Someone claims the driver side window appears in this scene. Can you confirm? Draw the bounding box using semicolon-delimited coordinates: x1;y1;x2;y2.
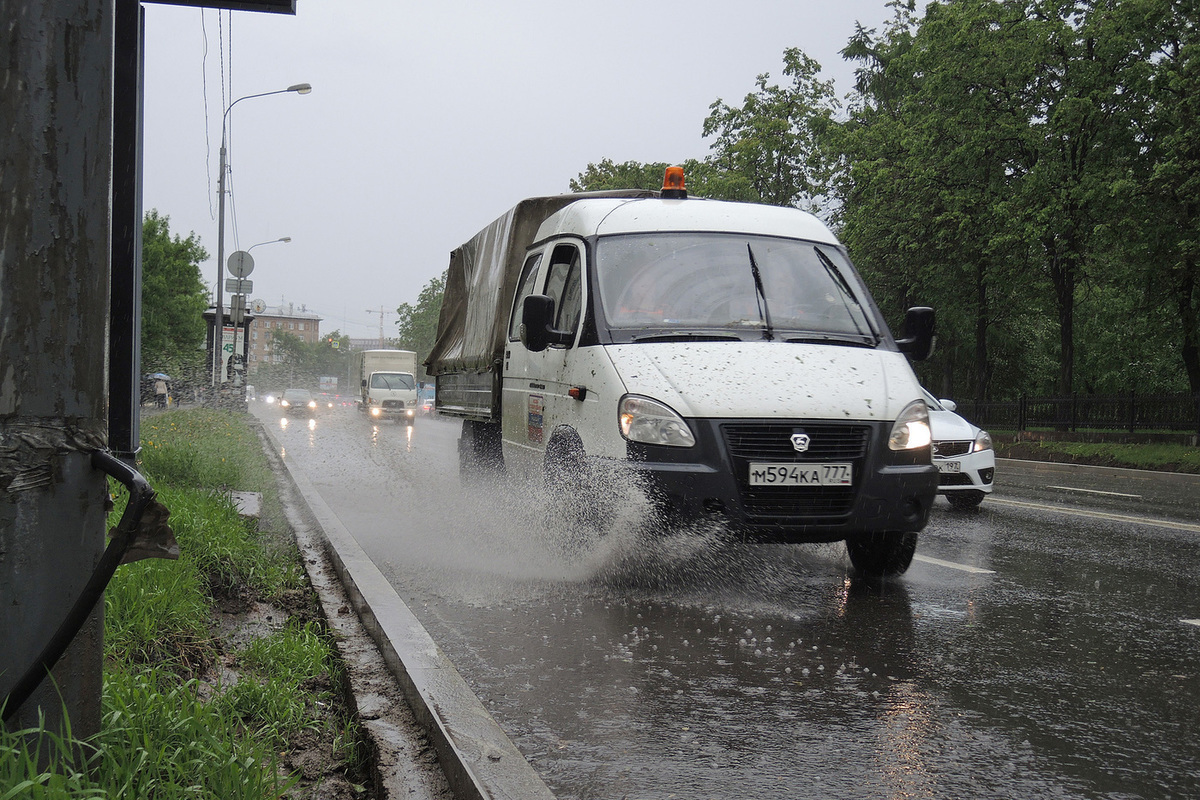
543;244;583;343
508;253;543;341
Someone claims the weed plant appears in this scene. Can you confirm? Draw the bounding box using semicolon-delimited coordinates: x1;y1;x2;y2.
3;409;360;796
216;622;337;749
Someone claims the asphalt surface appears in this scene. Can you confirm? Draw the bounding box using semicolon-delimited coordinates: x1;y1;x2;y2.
260;410;1200;799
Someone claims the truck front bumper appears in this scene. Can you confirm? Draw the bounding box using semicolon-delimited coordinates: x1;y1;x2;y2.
367;405;416;422
625;418;938;543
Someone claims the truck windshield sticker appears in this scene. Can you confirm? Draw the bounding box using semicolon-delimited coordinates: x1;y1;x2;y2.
528;394;544;443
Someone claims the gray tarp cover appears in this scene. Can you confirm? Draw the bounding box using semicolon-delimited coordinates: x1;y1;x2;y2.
425;190;655;376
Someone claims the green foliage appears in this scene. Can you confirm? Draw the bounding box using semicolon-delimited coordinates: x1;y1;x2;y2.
396;272;446;377
569;0;1198;400
252;328;353;391
94;669;295;799
141;211;209;377
703;47;840;212
215;622;336;748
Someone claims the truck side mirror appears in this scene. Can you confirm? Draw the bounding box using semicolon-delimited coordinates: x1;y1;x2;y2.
895;306;935;361
521;294;572;352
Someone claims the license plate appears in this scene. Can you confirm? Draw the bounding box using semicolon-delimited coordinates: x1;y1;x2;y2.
937;461;961;473
748;463;853;486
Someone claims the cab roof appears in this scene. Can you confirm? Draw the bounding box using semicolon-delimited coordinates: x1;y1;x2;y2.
535;196;840;246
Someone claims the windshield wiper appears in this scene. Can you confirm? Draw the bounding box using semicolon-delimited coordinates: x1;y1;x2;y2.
746;243;774;341
811;247;878;343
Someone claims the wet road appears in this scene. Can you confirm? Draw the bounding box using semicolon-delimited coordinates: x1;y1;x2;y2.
258;403;1200;800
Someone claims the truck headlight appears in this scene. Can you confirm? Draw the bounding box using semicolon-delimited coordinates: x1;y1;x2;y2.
888;400;932;451
619;395;695;448
371;407;381;417
974;430;993;452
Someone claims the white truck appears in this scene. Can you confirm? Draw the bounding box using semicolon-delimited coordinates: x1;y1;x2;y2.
355;349;418;424
425;171;939;576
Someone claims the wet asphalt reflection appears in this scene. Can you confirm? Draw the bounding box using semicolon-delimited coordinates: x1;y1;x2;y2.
256;403;1200;799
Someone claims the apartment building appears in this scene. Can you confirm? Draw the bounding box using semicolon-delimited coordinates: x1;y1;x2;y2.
247;302;322;375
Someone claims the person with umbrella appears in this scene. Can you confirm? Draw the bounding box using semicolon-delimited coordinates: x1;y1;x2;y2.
152;373;169;408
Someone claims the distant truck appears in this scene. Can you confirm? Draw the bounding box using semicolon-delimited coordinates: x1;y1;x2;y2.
425;169;938;576
354;349;418;424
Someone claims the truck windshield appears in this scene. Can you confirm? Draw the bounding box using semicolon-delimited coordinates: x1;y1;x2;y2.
370;373;415;390
595;233;879;344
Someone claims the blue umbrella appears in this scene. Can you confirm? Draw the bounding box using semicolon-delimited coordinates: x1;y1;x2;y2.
147;372;171;380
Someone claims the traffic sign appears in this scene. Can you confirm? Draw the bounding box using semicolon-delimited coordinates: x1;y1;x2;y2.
225;278;253;294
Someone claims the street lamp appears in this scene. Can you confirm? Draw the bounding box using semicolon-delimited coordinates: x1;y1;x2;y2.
212;83;311;391
248;236;292;252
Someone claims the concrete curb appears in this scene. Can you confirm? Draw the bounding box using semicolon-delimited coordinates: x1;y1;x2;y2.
258;420;556;800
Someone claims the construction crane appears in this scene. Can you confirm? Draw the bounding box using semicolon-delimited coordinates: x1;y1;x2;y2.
366;306;396;348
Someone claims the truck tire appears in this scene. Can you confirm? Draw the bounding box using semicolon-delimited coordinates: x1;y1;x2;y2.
543;432;610;552
845;531;918;578
946;490;985;510
459;420;503;484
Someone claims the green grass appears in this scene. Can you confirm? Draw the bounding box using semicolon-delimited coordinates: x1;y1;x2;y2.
216;622;338;749
4;408;363;796
994;436;1200;474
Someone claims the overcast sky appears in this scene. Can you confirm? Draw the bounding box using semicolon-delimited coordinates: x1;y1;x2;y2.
142;0;910;340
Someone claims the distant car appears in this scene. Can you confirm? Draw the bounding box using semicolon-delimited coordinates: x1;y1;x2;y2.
420;397;435;415
923;389;995;509
279;388;318;417
315;392;338;410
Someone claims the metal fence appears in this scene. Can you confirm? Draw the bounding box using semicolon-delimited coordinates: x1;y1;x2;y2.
959;392;1200;434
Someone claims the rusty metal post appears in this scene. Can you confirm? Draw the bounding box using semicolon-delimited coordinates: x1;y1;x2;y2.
0;0;114;736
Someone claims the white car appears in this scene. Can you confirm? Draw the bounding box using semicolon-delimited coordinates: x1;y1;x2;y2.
923;389;995;509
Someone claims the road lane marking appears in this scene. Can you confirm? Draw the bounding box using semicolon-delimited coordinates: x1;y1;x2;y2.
1183;619;1200;628
990;497;1200;534
1047;485;1142;500
912;554;996;574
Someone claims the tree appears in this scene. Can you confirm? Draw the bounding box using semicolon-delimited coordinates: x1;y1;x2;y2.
569;157;758;202
396;272;446;378
702;47;841;213
141;210;208;379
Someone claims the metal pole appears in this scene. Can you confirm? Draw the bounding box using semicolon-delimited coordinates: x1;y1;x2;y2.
213;137;228;391
1;0;112;736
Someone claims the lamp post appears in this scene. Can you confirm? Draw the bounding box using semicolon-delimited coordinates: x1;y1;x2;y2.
211;83;311;391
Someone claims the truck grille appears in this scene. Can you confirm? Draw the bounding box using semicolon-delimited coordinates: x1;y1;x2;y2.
382;399;405;410
720;423;870;519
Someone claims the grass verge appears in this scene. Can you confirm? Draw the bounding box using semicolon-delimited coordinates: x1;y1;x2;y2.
1;409;369;798
994;435;1200;474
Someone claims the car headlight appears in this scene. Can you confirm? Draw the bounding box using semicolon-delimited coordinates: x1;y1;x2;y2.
974;430;993;452
619;395;695;448
308;400;317;409
888;399;932;451
280;399;290;407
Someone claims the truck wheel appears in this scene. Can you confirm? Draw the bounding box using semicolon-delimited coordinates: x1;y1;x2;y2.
846;531;918;578
947;490;985;510
543;433;610;551
459;420;504;484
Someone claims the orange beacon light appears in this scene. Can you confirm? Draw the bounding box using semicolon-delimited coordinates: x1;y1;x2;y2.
661;166;687;199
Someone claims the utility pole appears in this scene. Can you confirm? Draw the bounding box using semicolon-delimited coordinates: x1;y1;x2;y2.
1;0;114;736
367;306;396;348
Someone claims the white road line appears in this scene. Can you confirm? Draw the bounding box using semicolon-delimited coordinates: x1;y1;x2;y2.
990;497;1200;534
1047;485;1142;500
1183;619;1200;628
912;554;996;574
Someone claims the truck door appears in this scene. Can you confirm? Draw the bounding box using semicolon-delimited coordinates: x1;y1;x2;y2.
501;242;585;478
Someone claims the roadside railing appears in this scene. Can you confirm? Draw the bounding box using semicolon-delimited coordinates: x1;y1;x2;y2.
958;392;1200;436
